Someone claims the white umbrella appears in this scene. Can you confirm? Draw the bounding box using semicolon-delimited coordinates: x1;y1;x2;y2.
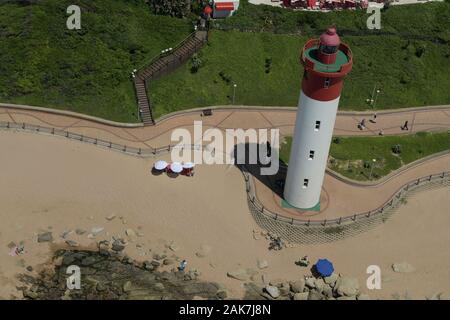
154;160;168;171
182;162;195;169
169;162;183;173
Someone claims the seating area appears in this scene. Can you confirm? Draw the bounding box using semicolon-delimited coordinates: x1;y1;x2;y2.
152;160;195;177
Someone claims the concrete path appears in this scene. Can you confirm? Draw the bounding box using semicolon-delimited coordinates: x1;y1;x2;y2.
1;104;449;220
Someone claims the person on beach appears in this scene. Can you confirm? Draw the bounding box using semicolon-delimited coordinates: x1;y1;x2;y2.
178;260;187;272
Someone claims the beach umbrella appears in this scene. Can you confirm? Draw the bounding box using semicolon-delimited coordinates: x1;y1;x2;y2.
182;162;195;169
154;160;168;171
169;162;183;173
315;259;334;277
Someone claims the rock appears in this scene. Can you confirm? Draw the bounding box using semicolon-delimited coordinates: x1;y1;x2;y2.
265;285;280;299
123;281;133;292
163;258;175;266
315;278;326;292
26;266;33;272
143;261;154;271
91;227;104;236
308;289;324;300
337;295;356;300
154;283;165;291
269;279;287;288
37;232;53;243
168;242;179;252
322;285;334;298
65;240;79;247
111;239;125;252
151;259;161;267
357;293;371;300
305;277;316;289
106;214;116;221
257;259;268;269
427;292;443;300
96;283;107;292
60;230;73;239
227;269;250;281
125;229;136;237
290;279;305;293
196;244;212;258
23;289;38;299
324;273;338;286
335;277;360;297
75;229;86;235
392;262;415;273
217;290;228;299
293;292;309;300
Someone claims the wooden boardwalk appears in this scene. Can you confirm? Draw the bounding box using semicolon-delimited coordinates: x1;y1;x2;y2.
134;31;208;126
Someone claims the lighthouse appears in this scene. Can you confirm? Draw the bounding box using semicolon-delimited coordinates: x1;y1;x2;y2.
283;27;353;210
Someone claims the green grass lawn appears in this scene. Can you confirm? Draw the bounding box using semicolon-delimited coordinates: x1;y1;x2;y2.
279;132;450;181
0;0;192;122
150;27;450;118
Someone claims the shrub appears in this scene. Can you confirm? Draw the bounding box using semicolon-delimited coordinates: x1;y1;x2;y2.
392;144;402;154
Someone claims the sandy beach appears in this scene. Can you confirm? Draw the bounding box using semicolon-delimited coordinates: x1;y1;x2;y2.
0;129;449;299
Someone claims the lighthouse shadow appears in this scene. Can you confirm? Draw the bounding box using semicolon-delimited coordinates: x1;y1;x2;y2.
232;143;287;198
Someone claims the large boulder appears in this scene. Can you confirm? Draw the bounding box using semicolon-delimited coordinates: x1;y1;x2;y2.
37;232;53;243
308;289;324;300
305;277;316;289
392;262;415;273
334;276;360;297
289;279;305;293
227;269;250;281
324;273;338;286
264;285;280;299
293;292;309;300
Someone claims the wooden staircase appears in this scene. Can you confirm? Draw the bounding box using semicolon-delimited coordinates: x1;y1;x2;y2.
134;30;208;126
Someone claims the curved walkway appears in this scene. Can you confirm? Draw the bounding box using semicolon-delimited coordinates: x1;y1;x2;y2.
0;103;449;227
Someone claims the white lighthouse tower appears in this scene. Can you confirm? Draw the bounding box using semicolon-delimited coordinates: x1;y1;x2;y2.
284;27;353;210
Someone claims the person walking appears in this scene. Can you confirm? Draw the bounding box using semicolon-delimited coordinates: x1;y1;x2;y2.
401;120;409;131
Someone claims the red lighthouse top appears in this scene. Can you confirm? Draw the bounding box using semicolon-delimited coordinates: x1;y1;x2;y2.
319;27;340;47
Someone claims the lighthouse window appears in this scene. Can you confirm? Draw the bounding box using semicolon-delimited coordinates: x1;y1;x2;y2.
303;179;309;188
314;121;321;131
324;78;331;88
309;150;315;160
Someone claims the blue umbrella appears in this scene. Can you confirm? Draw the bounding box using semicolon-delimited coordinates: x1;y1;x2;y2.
315;259;334;277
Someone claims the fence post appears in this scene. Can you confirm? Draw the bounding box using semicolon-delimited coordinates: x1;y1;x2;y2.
6;122;9;128
66;131;69;138
94;138;97;145
338;217;342;225
80;135;83;141
36;125;40;132
51;128;55;134
138;148;141;155
109;142;112;148
429;175;432;181
322;219;327;226
352;214;357;221
306;220;310;227
291;218;294;225
261;206;264;213
123;146;127;152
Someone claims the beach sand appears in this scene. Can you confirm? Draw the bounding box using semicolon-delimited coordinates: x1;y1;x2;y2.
0;130;448;299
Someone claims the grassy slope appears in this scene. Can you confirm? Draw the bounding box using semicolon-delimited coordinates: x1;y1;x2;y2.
150;2;450;118
279;132;450;181
0;0;191;122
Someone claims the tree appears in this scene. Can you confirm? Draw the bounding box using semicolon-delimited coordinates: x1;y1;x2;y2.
148;0;191;18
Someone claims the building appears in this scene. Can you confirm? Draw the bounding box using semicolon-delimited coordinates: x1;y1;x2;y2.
212;0;240;18
283;27;353;210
